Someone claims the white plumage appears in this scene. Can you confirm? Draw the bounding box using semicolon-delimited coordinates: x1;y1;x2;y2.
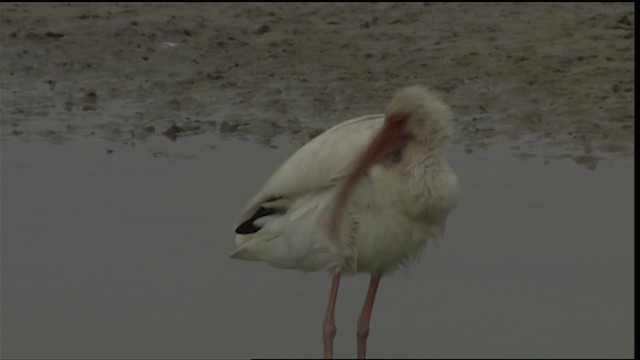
230;85;460;359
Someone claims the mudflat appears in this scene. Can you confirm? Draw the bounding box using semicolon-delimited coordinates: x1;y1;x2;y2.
0;3;634;166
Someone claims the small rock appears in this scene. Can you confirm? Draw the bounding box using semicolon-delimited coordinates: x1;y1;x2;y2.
254;25;270;35
163;124;182;141
617;15;632;27
45;31;64;38
220;121;239;134
84;91;98;102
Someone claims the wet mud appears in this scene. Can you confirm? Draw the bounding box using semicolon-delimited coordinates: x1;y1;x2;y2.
0;3;634;168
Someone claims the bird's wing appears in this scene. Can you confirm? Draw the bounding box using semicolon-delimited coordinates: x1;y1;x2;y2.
234;114;385;230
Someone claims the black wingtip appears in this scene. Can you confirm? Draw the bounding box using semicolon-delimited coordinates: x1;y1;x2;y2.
235;220;260;235
235;206;280;235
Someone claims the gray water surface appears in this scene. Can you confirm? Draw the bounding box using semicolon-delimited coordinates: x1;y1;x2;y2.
0;133;633;359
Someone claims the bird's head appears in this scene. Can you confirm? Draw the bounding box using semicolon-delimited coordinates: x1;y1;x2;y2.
384;85;454;146
347;86;454;179
328;85;454;239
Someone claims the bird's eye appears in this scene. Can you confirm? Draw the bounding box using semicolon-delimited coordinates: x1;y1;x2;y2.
395;117;407;125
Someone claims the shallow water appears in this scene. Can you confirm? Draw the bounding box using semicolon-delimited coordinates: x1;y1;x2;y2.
1;2;635;358
1;132;633;359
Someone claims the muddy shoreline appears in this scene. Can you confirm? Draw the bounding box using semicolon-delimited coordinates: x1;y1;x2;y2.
0;3;634;167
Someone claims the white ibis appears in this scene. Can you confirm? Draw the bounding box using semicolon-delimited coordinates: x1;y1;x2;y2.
230;85;460;359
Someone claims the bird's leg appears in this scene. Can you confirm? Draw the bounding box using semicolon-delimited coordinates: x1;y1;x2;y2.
323;272;341;359
356;275;381;359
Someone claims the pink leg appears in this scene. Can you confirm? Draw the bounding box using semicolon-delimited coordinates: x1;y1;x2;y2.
323;272;341;359
357;275;381;359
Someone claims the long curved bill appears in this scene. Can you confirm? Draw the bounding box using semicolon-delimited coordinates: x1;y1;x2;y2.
328;121;407;241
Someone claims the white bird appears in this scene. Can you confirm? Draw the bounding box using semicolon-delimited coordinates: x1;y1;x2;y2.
231;85;460;359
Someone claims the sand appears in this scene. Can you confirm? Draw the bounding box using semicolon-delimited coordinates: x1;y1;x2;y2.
0;2;634;166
